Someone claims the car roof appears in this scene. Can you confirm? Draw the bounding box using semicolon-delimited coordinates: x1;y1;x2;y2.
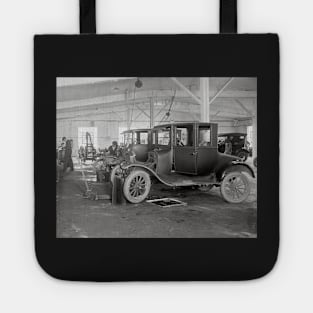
153;122;217;129
218;133;247;136
121;128;150;134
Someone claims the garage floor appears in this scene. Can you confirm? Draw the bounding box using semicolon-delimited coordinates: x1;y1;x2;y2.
57;160;257;238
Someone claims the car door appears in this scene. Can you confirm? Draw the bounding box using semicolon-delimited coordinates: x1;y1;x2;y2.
197;124;218;175
174;125;197;174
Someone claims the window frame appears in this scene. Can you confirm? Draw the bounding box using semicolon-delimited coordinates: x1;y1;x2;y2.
155;127;171;147
174;125;195;147
197;125;212;148
137;131;148;144
123;132;133;145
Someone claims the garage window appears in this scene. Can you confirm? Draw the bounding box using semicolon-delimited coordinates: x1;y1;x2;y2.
78;127;97;149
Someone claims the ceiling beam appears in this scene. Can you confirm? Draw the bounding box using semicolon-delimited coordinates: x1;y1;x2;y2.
209;78;234;104
170;77;202;105
235;99;254;117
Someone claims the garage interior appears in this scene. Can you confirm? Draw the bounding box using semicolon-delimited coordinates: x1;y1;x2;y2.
57;77;257;238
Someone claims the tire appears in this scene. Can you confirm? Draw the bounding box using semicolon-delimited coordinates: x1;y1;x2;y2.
110;165;122;183
253;157;257;168
123;170;151;203
220;172;251;203
237;150;248;161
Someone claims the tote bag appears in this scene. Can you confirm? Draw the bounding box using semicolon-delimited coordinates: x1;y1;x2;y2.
34;0;279;281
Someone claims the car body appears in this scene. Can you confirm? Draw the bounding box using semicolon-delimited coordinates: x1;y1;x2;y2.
218;132;250;161
115;122;255;204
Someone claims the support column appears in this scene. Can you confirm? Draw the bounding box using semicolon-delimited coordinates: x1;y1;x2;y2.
200;78;210;122
252;115;257;160
150;97;154;128
125;90;130;130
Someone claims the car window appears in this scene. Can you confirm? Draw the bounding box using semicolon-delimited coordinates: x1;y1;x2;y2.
218;136;227;144
157;128;170;146
139;132;148;144
176;126;193;146
124;132;133;145
133;132;140;144
198;126;211;147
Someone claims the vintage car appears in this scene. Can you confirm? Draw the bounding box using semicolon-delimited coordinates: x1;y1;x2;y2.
113;122;255;204
218;132;250;161
121;128;151;162
102;128;152;182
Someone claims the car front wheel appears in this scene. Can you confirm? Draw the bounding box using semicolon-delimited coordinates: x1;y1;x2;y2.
220;172;250;203
123;170;151;203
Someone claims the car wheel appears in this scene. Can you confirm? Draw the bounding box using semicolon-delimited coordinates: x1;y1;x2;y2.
253;157;257;168
123;170;151;203
110;165;122;184
220;172;250;203
237;150;248;161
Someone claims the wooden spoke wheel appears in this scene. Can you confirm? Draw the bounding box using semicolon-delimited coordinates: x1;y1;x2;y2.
123;170;151;203
220;172;250;203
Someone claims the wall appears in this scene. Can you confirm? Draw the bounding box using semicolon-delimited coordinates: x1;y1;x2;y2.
57;119;119;155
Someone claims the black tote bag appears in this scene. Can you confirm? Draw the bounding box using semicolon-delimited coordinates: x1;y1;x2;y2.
34;0;279;281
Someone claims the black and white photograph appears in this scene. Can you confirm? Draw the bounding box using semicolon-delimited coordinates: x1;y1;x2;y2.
6;0;313;310
56;77;257;238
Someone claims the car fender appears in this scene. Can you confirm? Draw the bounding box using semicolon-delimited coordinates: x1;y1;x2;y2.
121;163;174;187
217;161;255;181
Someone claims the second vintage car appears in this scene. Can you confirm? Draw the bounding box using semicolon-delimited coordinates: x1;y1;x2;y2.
112;122;255;204
218;132;251;161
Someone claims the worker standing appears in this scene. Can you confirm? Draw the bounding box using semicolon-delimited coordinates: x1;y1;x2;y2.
58;136;66;150
57;136;66;162
63;139;74;172
108;141;119;157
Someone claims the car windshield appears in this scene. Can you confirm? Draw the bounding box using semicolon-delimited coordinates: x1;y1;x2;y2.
156;127;170;146
232;135;246;146
124;132;133;145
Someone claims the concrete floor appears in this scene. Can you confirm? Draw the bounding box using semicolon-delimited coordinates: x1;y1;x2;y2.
57;159;257;238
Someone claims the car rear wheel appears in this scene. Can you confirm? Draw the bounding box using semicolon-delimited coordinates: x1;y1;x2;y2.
123;170;151;203
220;172;250;203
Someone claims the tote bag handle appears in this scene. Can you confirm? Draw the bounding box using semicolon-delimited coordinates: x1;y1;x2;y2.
80;0;237;34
